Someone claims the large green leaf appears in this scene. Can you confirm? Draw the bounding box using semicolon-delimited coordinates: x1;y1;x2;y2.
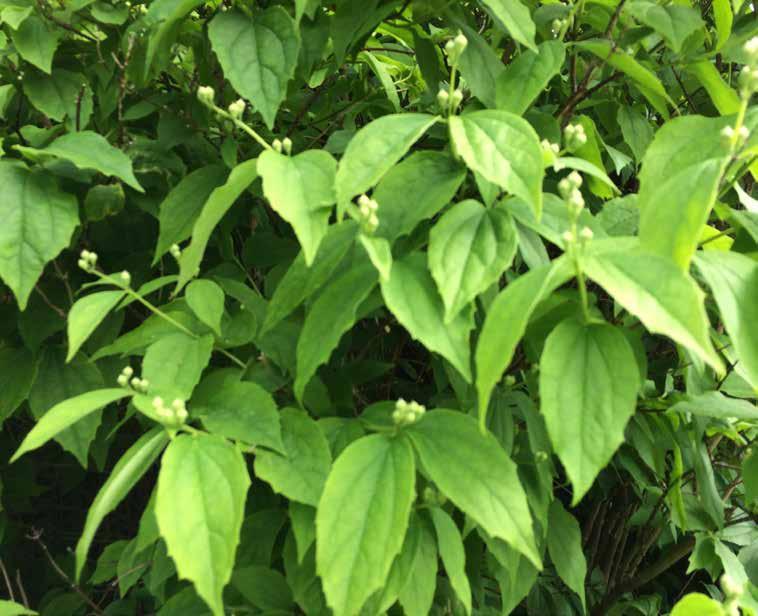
11;15;60;73
429;200;517;323
670;593;725;615
668;391;758;421
583;250;724;372
398;515;438;616
429;507;472;614
496;41;565;115
0;161;79;309
625;1;703;52
335;113;438;211
142;333;214;401
185;279;225;336
540;319;640;503
258;149;337;265
254;408;331;507
75;427;169;579
479;0;536;50
407;410;540;567
66;290;126;362
638;116;731;269
547;500;587;611
456;23;505;108
177;158;258;292
22;69;92;126
316;434;415;616
694;251;758;390
0;600;37;616
156;433;250;616
208;7;300;129
381;254;474;382
449;111;543;217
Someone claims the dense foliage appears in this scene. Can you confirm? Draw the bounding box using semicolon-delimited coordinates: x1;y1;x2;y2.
0;0;757;614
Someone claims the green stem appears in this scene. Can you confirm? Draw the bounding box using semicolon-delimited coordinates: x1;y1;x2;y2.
211;104;273;151
698;226;734;247
447;64;458;116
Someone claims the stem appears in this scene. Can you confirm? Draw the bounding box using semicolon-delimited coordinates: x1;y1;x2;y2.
447;64;459;116
576;263;592;322
211;103;272;151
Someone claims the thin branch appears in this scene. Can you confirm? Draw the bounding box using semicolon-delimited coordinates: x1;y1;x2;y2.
0;559;15;602
15;570;29;609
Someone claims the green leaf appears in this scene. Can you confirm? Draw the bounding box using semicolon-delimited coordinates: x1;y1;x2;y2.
743;447;758;504
712;0;733;50
428;199;518;322
583;250;724;373
254;408;331;507
75;427;169;580
381;253;474;382
359;234;392;281
258;149;337;265
208;7;300;129
0;600;37;616
669;391;758;421
541;319;639;503
479;0;537;50
23;131;143;192
196;380;283;452
496;40;565;115
547;500;588;610
407;410;540;567
638;116;732;269
0;161;79;309
626;1;704;53
11;15;60;73
449;110;544;218
177;158;257;293
186;280;225;336
554;155;619;195
262;221;357;333
22;69;92;126
373;151;466;242
142;333;214;401
143;0;205;79
456;23;505;108
429;507;472;615
398;515;438;616
156;433;250;616
66;290;125;362
231;565;293;611
11;388;131;463
694;251;758;390
476;259;573;421
316;434;416;616
686;61;741;115
617;107;654;163
0;347;38;424
670;592;725;615
336;113;438;211
295;261;377;401
154;165;228;264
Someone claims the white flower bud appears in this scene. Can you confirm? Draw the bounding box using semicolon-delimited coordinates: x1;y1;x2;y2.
579;226;594;241
451;88;463;110
358;194;371;208
272;138;283;153
122;366;134;377
738;125;750;143
119;270;131;285
368;199;379;212
152;396;163;408
360;203;370;217
721;573;744;598
139;379;149;392
551;18;563;34
568;188;585;214
77;258;89;271
227;98;245;120
562;230;575;244
172;399;185;412
437;89;450;109
453;32;468;55
197;85;215;106
282;137;293;155
367;213;379;231
169;243;182;259
131;377;142;389
721;125;735;145
739;65;758;96
117;374;129;387
567;170;583;189
744;36;758;64
558;178;573;199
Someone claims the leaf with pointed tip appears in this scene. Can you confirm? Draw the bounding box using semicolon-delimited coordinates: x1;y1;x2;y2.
625;1;704;53
496;40;564;114
11;15;60;73
67;290;126;362
186;279;225;336
429;507;472;614
480;0;536;50
547;498;588;610
142;333;214;401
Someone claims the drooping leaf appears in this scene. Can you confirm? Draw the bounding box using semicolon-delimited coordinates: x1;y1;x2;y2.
429;507;472;614
66;290;126;362
496;40;565;115
547;499;588;610
185;279;225;336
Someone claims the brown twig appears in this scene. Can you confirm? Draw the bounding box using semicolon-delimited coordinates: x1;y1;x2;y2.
34;285;67;319
0;558;15;602
15;570;29;609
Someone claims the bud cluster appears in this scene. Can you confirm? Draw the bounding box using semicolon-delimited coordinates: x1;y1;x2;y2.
541;139;560;166
77;250;98;272
228;98;246;120
117;366;149;392
392;398;426;426
551;18;568;37
558;171;584;216
739;36;758;97
437;88;464;113
721;124;750;149
357;194;380;233
444;32;468;65
563;123;587;152
152;396;188;425
272;137;293;155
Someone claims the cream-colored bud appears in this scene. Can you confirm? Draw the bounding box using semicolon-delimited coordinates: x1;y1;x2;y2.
562;230;575;244
579;226;594;241
282;137;293;155
119;270;131;285
197;85;215;106
122;366;134;377
272;138;283;153
117;374;129;387
227;98;245;120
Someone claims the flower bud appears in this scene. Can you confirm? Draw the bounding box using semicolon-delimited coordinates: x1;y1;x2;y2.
77;258;89;271
451;88;463;110
197;85;215;106
139;379;149;391
551;18;563;35
117;374;129;387
541;139;560;166
721;573;744;598
227;98;245;120
739;65;758;96
721;125;735;147
558;178;573;199
119;270;131;285
437;89;450;109
170;243;182;259
122;366;134;377
282;137;293;155
744;36;758;65
453;32;468;55
131;377;142;389
504;375;517;387
567;170;583;189
562;230;575;244
579;226;594;241
272;138;283;153
567;189;585;216
358;194;371;208
564;123;587;151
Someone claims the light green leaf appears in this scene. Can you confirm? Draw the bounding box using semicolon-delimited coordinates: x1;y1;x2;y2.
496;40;565;115
154;165;228;264
626;1;704;52
476;259;573;421
1;6;32;29
429;507;472;615
547;500;588;611
316;434;415;616
142;333;214;401
398;515;438;616
407;410;540;567
186;280;225;336
359;234;392;281
156;433;250;616
0;600;37;616
429;200;518;323
713;0;733;51
177;158;257;293
638;115;732;269
457;23;505;108
449;110;543;218
0;347;38;424
258;149;337;265
295;261;377;401
143;0;205;79
479;0;536;50
75;427;169;580
554;156;619;194
381;253;474;382
694;251;758;390
671;593;725;616
669;391;758;420
208;7;300;129
254;408;331;507
66;290;125;362
11;15;60;73
359;51;401;112
687;61;741;115
540;319;640;504
336;113;438;211
0;161;79;309
196;380;283;452
373;151;466;242
583;250;724;373
11;389;131;463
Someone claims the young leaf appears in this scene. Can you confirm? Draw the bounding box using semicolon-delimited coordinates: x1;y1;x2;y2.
208;7;300;129
583;250;724;373
254;408;332;507
143;0;205;78
407;410;540;567
381;253;474;382
428;200;518;322
496;40;565;115
540;320;640;504
142;333;213;401
156;433;250;616
66;290;126;362
75;427;169;580
316;434;416;616
449;110;544;217
479;0;537;50
398;514;438;616
0;600;37;616
336;113;438;210
185;279;225;336
547;500;587;611
429;507;472;614
258;149;337;265
0;161;79;309
11;389;132;463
